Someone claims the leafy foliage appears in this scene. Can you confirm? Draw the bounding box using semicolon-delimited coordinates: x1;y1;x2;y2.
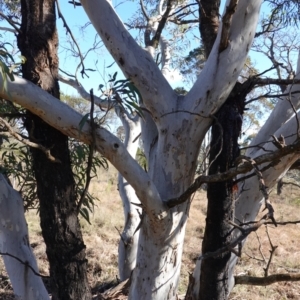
69;139;108;223
0;137;108;220
99;72;144;117
0;143;37;209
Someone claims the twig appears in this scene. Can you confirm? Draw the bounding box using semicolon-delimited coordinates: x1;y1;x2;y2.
55;0;86;78
255;231;267;263
0;117;60;163
0;13;20;33
0;251;49;279
167;138;300;208
264;226;277;277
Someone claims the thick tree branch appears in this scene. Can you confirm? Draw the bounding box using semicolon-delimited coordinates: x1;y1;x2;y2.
80;0;176;117
186;0;262;119
0;75;167;224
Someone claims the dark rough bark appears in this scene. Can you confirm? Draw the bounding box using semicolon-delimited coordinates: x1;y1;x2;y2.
199;0;221;58
17;0;91;299
199;84;245;300
194;3;252;298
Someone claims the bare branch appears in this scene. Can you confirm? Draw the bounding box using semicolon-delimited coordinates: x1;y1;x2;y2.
167;137;300;207
0;12;20;33
0;251;49;279
264;226;277;277
0;117;61;163
235;273;300;286
55;0;86;78
150;0;175;48
0;26;17;33
58;73;110;107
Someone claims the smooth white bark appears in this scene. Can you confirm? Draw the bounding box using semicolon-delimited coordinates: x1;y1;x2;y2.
117;112;141;280
0;75;166;225
186;0;262;118
0;175;49;300
80;0;177;117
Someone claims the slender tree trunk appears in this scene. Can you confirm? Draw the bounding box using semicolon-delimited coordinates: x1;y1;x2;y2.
17;0;91;299
117;112;141;280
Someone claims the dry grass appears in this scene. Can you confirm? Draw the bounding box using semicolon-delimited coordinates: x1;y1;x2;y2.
1;167;300;299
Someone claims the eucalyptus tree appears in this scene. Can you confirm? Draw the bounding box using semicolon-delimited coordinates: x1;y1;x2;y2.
1;0;300;300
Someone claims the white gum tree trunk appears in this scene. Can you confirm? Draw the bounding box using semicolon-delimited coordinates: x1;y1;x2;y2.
0;0;264;298
0;175;49;300
117;112;142;281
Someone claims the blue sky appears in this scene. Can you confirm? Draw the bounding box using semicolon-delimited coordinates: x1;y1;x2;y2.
56;0;275;96
0;0;294;98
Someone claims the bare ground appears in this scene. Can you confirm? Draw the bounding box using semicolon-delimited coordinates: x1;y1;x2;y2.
1;167;300;299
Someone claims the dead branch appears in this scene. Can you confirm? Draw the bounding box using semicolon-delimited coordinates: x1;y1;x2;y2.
167;137;300;208
235;273;300;286
264;226;277;277
0;12;20;33
0;251;49;279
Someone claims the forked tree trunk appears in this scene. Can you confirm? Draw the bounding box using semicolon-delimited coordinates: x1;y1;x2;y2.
129;115;199;300
0;175;49;300
17;0;91;299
